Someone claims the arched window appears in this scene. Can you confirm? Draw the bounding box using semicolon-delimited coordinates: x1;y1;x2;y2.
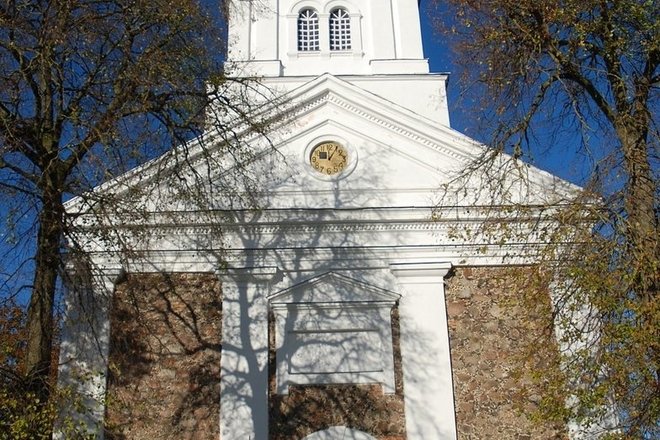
298;9;320;51
329;8;351;51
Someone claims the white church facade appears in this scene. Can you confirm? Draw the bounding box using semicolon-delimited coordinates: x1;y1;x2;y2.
58;1;573;439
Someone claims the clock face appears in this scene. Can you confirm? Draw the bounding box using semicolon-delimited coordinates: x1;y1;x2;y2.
309;142;348;175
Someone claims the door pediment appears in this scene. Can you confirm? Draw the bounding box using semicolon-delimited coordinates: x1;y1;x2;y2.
268;271;400;307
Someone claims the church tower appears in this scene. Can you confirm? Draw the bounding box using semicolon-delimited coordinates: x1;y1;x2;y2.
226;0;450;125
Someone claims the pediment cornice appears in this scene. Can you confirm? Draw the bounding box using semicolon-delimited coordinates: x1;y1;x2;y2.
268;271;400;306
65;74;579;216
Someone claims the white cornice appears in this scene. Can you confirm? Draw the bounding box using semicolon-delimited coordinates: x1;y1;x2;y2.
71;203;564;224
80;243;545;277
390;261;453;283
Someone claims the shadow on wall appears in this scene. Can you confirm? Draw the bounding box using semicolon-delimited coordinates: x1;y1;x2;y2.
91;106;449;439
104;273;222;440
214;145;435;439
267;306;406;440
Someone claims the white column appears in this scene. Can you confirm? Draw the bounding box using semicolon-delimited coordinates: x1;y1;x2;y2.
319;13;330;55
368;0;396;60
390;262;457;440
57;265;122;439
227;0;253;62
391;0;424;59
219;266;280;440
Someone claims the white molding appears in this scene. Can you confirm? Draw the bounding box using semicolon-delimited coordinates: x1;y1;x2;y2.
268;271;400;303
81;245;546;276
217;265;281;282
390;261;453;284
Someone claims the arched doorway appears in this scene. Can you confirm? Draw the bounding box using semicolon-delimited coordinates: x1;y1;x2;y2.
302;426;377;440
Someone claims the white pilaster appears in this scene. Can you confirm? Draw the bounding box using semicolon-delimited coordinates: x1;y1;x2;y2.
219;266;281;440
368;0;396;60
392;0;424;59
227;0;253;62
252;0;279;61
390;261;457;440
550;279;619;439
57;265;123;439
319;12;331;54
349;10;364;57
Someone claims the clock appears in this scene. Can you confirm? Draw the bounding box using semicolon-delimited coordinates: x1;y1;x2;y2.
309;141;348;175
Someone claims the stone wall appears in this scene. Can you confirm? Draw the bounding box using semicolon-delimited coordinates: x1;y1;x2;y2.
445;266;566;440
105;273;222;440
268;309;406;440
102;267;567;440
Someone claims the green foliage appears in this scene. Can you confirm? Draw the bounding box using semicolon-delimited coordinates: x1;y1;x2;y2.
0;301;96;439
0;385;95;440
511;208;659;439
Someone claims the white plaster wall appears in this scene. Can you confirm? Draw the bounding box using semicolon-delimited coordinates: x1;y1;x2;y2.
56;268;121;440
273;305;396;394
219;268;276;440
256;74;450;126
270;272;399;394
342;75;450;126
227;0;429;77
303;426;378;440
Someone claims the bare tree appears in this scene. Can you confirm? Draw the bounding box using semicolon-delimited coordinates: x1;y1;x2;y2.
0;1;270;434
429;0;658;437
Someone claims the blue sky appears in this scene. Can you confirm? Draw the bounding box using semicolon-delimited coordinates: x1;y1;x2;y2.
418;8;591;187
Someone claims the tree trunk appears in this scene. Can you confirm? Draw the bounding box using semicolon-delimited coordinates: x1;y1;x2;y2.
617;120;659;437
24;179;64;391
617;118;659;295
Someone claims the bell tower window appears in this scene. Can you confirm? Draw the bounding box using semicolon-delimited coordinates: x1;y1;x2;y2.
298;9;320;51
286;3;364;67
329;8;351;51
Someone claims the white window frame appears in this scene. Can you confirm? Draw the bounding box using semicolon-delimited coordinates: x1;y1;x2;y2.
287;1;362;58
298;8;320;51
329;8;351;51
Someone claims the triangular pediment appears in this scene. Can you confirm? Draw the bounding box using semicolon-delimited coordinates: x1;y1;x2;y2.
221;75;580;210
268;272;400;306
65;73;580;216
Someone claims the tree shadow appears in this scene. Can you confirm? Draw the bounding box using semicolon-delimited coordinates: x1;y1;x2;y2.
59;71;458;440
104;273;221;440
268;306;406;440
